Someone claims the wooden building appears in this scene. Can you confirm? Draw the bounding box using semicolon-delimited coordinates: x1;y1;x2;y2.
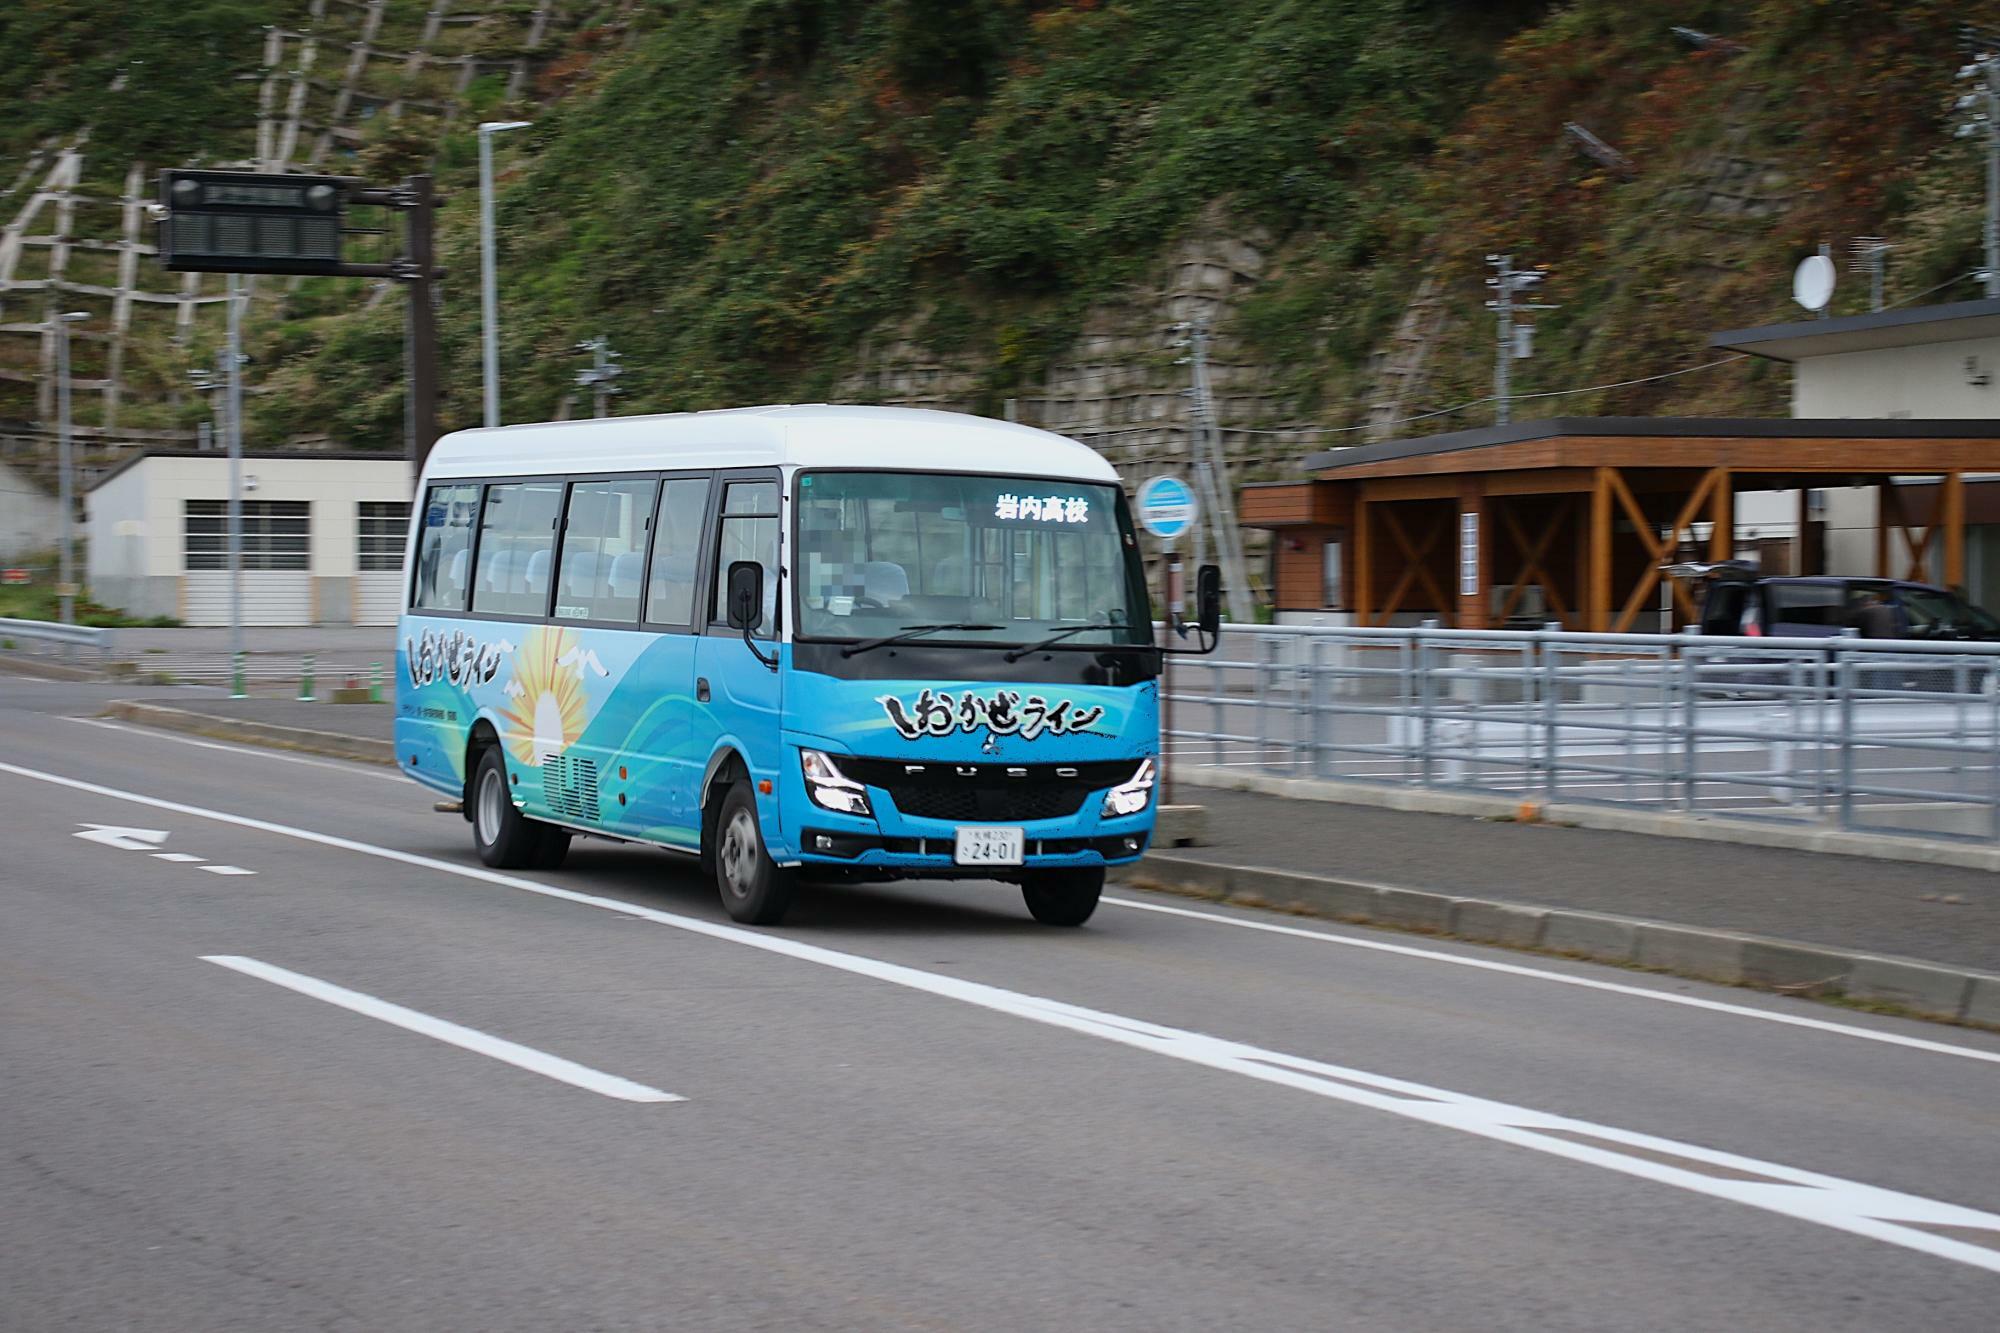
1241;418;2000;631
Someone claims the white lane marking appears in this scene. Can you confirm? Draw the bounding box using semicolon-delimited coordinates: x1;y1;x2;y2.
202;955;682;1104
152;853;205;863
1;761;1997;1272
34;758;2000;1065
199;864;256;876
1103;895;2000;1067
74;823;169;850
61;716;403;783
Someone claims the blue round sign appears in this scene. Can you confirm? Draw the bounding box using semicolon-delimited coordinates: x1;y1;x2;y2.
1136;475;1197;541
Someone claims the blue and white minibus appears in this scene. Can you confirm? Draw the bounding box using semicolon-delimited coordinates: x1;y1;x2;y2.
396;405;1219;926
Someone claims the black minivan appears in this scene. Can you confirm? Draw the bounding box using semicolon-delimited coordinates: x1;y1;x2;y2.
1687;566;2000;641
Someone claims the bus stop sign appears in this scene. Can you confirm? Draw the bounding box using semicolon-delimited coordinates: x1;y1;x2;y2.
156;170;346;275
1136;475;1197;542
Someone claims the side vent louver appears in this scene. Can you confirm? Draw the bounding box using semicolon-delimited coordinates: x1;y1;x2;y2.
543;753;601;823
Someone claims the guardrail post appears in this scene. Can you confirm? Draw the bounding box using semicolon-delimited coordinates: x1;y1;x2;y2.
1836;647;1857;832
1540;627;1559;802
1308;634;1325;779
1416;621;1437;787
1680;643;1699;813
1256;632;1272;773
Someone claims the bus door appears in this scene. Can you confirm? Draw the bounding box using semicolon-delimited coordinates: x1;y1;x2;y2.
693;472;785;837
610;472;713;849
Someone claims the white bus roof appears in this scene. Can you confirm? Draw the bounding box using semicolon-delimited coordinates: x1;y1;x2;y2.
422;404;1120;485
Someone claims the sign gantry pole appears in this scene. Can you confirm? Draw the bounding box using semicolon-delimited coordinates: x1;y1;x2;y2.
155;168;444;491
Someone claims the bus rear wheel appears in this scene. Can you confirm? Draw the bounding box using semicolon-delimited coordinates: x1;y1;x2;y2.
471;746;565;870
714;782;796;926
1021;867;1103;927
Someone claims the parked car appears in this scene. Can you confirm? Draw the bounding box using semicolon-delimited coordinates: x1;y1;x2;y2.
1677;565;2000;642
1670;564;2000;698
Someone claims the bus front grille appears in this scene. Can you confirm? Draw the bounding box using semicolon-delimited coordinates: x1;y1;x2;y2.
841;757;1142;825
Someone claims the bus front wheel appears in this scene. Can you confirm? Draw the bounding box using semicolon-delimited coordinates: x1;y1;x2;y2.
1021;868;1103;927
714;782;796;926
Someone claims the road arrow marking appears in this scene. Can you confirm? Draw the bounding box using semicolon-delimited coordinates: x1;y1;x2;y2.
74;824;170;851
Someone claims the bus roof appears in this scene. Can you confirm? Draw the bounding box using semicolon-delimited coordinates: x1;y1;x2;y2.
422;404;1120;485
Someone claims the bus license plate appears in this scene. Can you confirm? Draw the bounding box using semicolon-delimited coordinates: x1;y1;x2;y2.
954;827;1024;866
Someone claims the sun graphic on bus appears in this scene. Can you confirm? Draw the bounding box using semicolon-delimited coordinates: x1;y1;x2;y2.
499;627;588;767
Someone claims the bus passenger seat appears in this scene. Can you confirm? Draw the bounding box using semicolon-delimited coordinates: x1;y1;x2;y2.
524;549;551;595
858;561;910;606
608;553;644;599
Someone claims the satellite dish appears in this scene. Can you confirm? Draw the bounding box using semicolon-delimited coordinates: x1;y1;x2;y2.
1793;254;1836;312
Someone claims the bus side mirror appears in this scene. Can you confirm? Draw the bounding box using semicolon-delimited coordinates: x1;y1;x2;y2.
726;560;764;632
1196;564;1222;639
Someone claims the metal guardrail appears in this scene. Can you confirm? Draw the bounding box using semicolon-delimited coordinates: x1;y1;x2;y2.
0;616;118;665
1166;623;2000;845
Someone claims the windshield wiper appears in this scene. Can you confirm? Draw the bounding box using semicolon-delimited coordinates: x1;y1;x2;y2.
840;623;1003;658
1003;624;1118;662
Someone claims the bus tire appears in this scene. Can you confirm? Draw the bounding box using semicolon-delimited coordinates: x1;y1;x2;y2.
1021;867;1103;927
530;826;572;870
471;745;547;869
714;781;795;926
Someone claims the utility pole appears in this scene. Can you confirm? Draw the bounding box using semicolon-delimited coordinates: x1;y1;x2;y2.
573;335;623;418
53;310;87;627
1484;254;1558;425
1174;320;1253;624
1956;34;2000;299
226;274;245;676
479;120;532;429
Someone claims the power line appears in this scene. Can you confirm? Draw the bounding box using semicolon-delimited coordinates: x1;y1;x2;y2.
1066;347;1754;444
1067;269;1988;449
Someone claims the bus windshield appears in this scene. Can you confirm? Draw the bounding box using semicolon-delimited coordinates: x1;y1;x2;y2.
795;470;1150;647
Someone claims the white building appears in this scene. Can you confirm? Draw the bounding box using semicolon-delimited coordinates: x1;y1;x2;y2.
86;452;413;625
0;458;63;562
1713;297;2000;597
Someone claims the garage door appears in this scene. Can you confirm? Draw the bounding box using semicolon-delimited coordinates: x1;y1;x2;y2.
353;572;405;626
183;572;314;626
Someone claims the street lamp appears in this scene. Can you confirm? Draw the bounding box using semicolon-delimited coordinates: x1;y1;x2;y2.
53;311;88;627
479;119;533;429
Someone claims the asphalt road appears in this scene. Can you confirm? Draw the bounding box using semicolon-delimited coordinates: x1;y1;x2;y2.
6;674;2000;1331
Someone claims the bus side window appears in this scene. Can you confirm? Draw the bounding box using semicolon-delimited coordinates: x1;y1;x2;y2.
711;480;779;636
412;482;479;612
472;482;563;618
645;477;711;627
556;478;657;624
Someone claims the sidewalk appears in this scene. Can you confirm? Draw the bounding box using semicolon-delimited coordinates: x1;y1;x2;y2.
101;695;2000;1026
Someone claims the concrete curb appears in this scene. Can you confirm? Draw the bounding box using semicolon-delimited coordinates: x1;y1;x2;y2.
102;700;397;768
1110;852;2000;1028
0;654;104;682
1172;764;2000;874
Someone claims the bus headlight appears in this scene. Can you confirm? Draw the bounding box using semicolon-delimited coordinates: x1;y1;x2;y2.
800;748;872;817
1101;757;1156;818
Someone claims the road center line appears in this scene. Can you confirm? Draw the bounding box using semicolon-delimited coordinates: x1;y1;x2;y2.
4;756;1999;1272
202;955;682;1104
1101;896;2000;1066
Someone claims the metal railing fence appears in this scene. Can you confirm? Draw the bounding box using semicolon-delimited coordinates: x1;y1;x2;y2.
1165;623;2000;844
0;616;118;667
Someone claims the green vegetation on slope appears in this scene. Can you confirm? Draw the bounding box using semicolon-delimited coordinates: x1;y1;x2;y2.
8;1;1997;456
252;0;1518;443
